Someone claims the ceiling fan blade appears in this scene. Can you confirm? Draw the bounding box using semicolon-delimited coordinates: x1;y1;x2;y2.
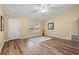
47;4;64;10
31;9;40;13
48;6;60;10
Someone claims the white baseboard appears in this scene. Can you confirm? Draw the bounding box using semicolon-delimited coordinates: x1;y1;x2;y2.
45;35;71;40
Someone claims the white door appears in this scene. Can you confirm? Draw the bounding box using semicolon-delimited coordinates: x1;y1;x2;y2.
8;19;20;40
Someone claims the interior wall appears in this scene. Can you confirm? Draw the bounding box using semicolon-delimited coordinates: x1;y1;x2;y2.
20;17;42;39
70;6;79;36
71;17;79;36
78;18;79;36
43;6;79;40
4;16;8;41
7;17;42;39
0;5;5;51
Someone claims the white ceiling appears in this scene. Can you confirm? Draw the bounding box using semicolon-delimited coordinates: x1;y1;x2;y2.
2;4;78;20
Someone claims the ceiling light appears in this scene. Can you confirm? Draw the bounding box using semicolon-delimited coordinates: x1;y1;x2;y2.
41;9;47;13
40;5;48;13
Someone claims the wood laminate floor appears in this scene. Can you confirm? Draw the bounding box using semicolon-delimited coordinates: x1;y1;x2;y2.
0;36;79;55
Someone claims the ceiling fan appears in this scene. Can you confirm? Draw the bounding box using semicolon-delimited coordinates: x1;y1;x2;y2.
30;4;59;13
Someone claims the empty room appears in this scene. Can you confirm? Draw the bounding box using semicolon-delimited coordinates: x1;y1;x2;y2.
0;4;79;55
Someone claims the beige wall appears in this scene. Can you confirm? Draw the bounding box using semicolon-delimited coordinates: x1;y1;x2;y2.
0;5;4;41
8;17;42;39
4;16;8;40
43;6;79;40
71;17;79;35
0;5;5;51
20;17;42;38
78;19;79;35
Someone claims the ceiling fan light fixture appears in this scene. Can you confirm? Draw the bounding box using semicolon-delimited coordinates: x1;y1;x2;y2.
40;5;48;13
41;9;47;13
